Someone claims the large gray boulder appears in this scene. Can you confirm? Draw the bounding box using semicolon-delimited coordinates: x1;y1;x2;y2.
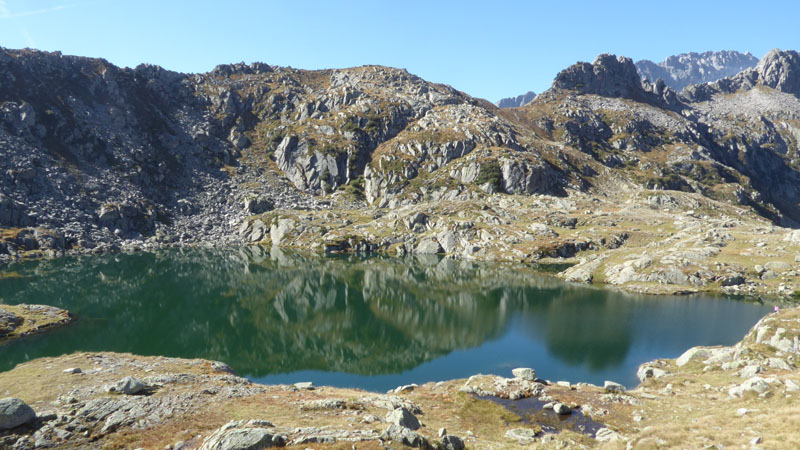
106;376;147;395
0;398;36;430
381;423;431;449
386;407;421;430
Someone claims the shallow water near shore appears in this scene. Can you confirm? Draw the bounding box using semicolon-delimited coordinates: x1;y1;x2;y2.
0;246;772;391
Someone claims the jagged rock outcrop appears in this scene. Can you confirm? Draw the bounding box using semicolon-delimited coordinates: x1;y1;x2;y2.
636;50;759;91
495;91;536;108
553;54;646;99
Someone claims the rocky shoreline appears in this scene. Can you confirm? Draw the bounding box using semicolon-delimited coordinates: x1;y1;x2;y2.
0;304;71;343
0;306;798;449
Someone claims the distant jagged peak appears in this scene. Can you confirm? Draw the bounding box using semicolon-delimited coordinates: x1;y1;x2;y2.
552;53;645;98
683;48;800;101
495;91;536;108
636;50;759;92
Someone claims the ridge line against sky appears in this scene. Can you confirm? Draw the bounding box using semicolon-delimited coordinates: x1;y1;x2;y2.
0;0;798;101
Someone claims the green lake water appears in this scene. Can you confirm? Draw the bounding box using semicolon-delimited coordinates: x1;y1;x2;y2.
0;246;772;391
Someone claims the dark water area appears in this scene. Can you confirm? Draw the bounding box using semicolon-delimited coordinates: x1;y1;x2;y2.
0;247;771;392
478;395;605;436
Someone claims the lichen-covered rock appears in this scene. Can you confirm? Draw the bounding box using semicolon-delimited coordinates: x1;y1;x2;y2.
200;421;286;450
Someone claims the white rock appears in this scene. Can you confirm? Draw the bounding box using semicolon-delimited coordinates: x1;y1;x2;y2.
676;347;712;367
595;427;622;442
729;377;770;397
784;379;800;392
511;368;536;381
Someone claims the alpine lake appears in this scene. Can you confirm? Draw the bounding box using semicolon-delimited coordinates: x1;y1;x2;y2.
0;246;772;392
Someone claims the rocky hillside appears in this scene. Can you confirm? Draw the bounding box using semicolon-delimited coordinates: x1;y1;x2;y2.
635;50;759;91
4;46;800;296
495;91;537;108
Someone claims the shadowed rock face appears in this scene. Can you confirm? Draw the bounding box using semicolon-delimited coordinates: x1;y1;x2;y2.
635;50;759;91
553;54;645;99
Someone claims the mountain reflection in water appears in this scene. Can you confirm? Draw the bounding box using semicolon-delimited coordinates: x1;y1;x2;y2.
0;247;771;390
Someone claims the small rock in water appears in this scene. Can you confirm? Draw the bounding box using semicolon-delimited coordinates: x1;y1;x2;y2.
604;380;626;393
512;367;536;381
0;397;36;430
553;403;571;415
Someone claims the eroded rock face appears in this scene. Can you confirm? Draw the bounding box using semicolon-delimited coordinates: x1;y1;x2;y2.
756;49;800;95
553;54;645;99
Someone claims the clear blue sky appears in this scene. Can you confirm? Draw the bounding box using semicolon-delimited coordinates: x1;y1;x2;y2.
1;0;798;102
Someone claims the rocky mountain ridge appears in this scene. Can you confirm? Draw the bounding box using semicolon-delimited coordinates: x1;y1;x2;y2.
495;91;536;108
635;50;759;91
4;46;800;297
496;50;759;110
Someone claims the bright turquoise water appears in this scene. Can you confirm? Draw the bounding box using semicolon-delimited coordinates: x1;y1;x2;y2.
0;247;771;391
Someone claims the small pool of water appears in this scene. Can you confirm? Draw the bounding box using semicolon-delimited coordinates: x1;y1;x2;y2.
0;247;772;392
